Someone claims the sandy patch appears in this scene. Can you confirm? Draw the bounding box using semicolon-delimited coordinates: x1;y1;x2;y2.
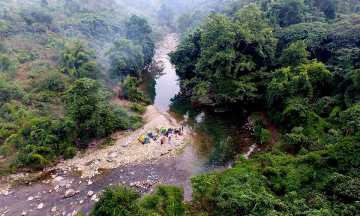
56;105;189;178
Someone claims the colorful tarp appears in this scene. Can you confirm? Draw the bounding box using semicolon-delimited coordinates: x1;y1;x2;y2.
138;134;148;143
158;128;166;134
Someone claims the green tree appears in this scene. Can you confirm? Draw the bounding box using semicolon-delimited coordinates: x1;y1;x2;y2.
59;40;100;79
279;40;310;67
185;4;277;104
106;38;144;80
157;4;175;30
261;0;309;27
0;54;12;72
61;78;125;146
90;185;142;216
125;15;155;66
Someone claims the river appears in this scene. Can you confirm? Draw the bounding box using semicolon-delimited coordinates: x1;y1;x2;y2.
139;33;256;186
0;34;256;216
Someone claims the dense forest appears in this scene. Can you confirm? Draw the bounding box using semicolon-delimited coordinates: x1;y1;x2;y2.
89;0;360;215
1;0;360;215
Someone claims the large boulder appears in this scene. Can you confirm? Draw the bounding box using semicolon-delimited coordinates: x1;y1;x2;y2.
61;189;79;199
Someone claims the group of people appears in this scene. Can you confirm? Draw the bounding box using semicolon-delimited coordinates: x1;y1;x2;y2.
159;126;184;145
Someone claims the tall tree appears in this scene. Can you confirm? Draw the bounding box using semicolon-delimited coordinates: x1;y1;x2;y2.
177;4;277;104
106;38;145;80
125;15;155;66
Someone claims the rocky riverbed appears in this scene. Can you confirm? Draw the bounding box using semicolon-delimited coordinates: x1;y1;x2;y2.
0;104;191;216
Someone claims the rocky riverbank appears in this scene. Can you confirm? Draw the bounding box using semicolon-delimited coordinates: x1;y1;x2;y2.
0;105;190;216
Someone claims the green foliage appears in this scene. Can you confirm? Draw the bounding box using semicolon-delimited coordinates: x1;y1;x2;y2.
340;104;360;136
90;185;142;216
37;72;68;92
285;127;309;152
106;38;144;80
1;146;11;157
279;40;310;67
172;4;277;104
157;4;176;30
140;186;185;215
0;54;12;72
169;29;202;80
61;78;126;146
130;102;147;115
125;15;155;66
260;128;272;144
90;184;185;216
17;49;39;63
275;22;329;54
260;0;309;27
59;40;100;79
63;146;77;159
120;75;151;103
20;6;53;33
0;20;11;39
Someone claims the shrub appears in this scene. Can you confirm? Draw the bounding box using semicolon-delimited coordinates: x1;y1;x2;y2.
130;102;147;115
63;146;77;159
140;186;185;215
90;185;141;216
285;127;309;152
1;146;11;156
260;129;272;144
0;54;12;71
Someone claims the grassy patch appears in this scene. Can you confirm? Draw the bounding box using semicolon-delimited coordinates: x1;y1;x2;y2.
176;138;191;155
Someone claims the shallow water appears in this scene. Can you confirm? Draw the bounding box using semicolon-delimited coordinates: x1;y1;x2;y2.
139;38;255;176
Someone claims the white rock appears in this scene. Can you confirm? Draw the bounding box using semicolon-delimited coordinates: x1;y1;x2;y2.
51;206;57;212
87;191;94;197
87;179;93;185
37;203;43;209
54;176;64;182
66;184;71;189
90;194;97;201
21;211;26;215
54;185;59;191
62;189;77;199
4;191;9;196
27;196;33;201
79;200;84;204
60;180;68;187
71;210;77;216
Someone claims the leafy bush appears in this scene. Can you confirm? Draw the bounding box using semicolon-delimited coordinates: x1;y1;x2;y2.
1;146;11;157
120;75;151;103
130;102;147;115
90;185;142;216
140;186;185;215
0;54;12;72
63;146;77;159
90;184;184;216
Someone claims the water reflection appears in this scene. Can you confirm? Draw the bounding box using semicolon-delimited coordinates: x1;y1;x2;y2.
167;97;254;169
140;50;255;173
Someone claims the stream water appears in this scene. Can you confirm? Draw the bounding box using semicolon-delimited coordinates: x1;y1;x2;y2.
139;34;255;177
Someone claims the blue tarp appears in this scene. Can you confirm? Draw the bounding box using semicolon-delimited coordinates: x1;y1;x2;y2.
147;133;154;138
